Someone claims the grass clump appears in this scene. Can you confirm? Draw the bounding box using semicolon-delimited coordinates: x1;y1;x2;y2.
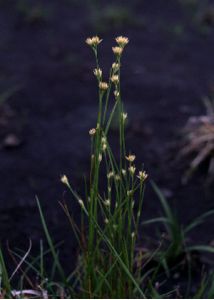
60;35;148;298
180;97;214;181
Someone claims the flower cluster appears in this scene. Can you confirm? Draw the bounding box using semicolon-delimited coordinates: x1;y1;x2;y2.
99;82;108;91
112;36;129;57
129;165;136;175
114;90;120;99
94;68;102;80
122;113;127;122
115;36;129;47
137;171;148;181
111;75;119;85
86;35;129;102
112;46;123;56
60;174;69;187
112;63;120;71
125;154;136;162
86;36;102;47
101;136;107;151
111;37;128;98
125;154;148;181
89;128;96;136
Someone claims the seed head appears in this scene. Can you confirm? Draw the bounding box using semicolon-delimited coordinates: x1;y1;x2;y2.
122;112;127;122
115;174;120;181
89;128;96;136
112;62;120;71
86;36;102;47
104;199;110;207
104;218;109;224
107;171;114;179
98;153;102;162
99;81;109;91
114;90;120;98
126;154;136;162
131;232;135;239
127;190;133;196
60;175;69;187
112;46;123;56
137;171;148;181
101;136;107;144
122;169;126;176
93;68;102;79
102;143;107;151
115;36;129;47
78;199;85;208
111;75;119;84
101;136;107;151
129;165;136;175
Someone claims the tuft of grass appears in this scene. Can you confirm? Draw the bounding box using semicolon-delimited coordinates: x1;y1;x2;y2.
193;271;214;298
144;182;214;264
60;35;148;298
142;183;214;297
0;248;11;298
180;96;214;181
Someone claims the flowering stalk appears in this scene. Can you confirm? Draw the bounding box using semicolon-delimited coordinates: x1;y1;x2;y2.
61;36;148;298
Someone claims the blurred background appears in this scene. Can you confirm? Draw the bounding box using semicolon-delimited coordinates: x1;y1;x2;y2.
0;0;214;266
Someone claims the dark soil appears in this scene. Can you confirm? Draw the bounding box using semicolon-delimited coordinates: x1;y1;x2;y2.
0;0;214;289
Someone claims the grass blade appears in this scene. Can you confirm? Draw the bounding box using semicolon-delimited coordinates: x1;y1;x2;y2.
36;197;66;282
